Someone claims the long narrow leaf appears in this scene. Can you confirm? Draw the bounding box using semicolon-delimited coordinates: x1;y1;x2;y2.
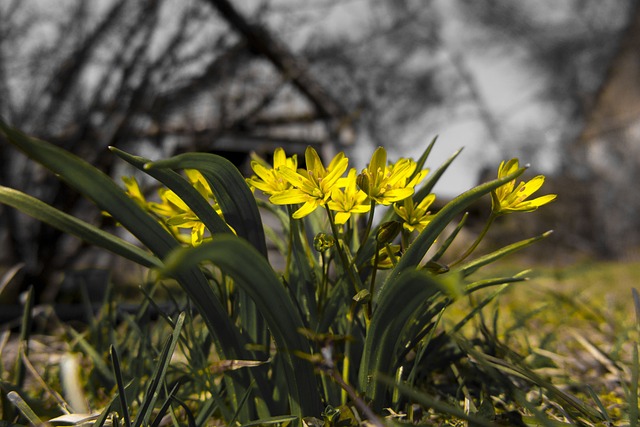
0;186;161;268
134;312;186;427
384;166;527;286
0;120;259;418
375;376;498;427
415;147;463;200
463;345;604;422
145;151;272;354
161;235;322;416
145;153;268;257
359;269;444;410
14;286;34;389
110;346;132;427
458;231;552;278
110;147;233;236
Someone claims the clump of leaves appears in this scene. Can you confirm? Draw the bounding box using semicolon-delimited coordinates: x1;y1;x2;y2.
4;118;619;426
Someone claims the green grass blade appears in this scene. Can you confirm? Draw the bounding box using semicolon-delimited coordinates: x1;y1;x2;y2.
161;234;322;416
384;166;526;286
415;146;463;199
429;212;468;263
375;376;498;427
67;327;114;385
0;118;178;258
146;153;268;257
145;152;271;352
110;345;132;427
359;269;444;409
631;343;639;427
0;186;161;268
458;231;552;277
167;395;197;427
13;286;34;389
464;344;604;422
149;382;181;427
91;402;112;427
0;120;260;417
110;147;233;236
240;415;299;427
410;135;437;181
134;312;186;427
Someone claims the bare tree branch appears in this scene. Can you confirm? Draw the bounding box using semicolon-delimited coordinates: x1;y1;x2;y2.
204;0;347;120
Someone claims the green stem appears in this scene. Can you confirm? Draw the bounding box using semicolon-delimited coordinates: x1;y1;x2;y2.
450;212;497;267
317;251;331;315
360;200;376;247
401;229;410;252
326;206;361;292
285;205;295;280
367;242;381;319
342;301;357;405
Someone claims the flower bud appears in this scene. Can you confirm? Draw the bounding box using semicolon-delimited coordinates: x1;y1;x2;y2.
356;172;370;194
376;221;402;245
313;233;335;252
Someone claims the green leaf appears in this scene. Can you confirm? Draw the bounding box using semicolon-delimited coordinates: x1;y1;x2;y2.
240;415;299;427
384;166;527;286
161;234;322;416
410;135;438;181
359;269;445;410
145;153;268;257
0;186;161;268
13;286;34;390
374;376;498;427
462;343;604;422
144;152;272;353
110;346;132;427
110;147;233;236
415;146;463;199
133;312;186;427
0;118;177;258
458;231;552;278
356;145;464;275
0;119;259;419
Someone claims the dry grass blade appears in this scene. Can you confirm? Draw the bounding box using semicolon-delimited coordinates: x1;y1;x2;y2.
207;359;269;375
7;391;43;426
60;353;91;414
569;330;624;376
20;351;73;414
468;349;603;423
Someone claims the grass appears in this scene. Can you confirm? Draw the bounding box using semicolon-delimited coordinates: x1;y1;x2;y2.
2;255;638;425
442;255;640;424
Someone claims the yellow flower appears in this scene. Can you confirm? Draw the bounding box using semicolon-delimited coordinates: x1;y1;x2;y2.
122;176;147;207
270;146;349;219
149;188;208;246
246;148;298;196
358;147;428;205
122;170;226;246
373;244;401;269
394;193;436;233
491;159;557;214
327;168;371;224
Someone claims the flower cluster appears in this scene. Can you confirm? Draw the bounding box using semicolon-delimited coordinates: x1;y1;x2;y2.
248;146;433;229
122;149;556;256
123;170;223;246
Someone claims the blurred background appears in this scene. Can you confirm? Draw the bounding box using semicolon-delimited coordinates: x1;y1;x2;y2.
1;0;640;302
